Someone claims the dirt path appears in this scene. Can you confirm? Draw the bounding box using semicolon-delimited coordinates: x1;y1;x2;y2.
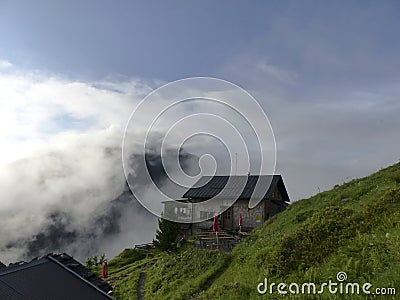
137;268;146;300
190;259;231;299
203;269;225;290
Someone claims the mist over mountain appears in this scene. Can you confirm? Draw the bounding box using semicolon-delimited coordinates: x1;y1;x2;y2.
0;127;199;264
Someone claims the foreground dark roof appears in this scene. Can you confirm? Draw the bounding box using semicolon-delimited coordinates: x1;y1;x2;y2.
0;253;113;300
182;175;290;202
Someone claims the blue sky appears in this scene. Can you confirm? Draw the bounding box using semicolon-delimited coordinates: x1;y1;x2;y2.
1;1;398;83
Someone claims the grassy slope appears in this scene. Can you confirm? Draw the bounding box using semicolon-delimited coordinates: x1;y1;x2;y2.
106;163;400;299
144;247;231;299
100;246;230;300
203;163;400;299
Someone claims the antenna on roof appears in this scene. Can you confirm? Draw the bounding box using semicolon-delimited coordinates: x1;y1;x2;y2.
235;152;238;175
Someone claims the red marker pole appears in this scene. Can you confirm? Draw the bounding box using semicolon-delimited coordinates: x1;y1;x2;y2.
239;213;243;233
102;260;108;279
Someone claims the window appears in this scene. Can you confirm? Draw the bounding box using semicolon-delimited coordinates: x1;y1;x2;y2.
200;211;214;219
177;207;191;216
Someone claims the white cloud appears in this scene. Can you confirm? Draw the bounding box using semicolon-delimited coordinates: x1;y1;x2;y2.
0;71;159;263
0;72;152;165
0;60;13;69
257;58;297;83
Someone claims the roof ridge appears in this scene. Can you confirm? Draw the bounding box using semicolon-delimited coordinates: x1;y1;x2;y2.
48;255;114;299
182;174;284;200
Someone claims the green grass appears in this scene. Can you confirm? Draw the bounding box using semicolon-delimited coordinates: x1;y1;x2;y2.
108;248;147;271
104;162;400;299
90;248;155;300
201;163;400;299
112;269;141;300
144;245;231;299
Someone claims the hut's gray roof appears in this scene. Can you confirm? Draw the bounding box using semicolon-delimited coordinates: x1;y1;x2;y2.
182;175;289;202
0;253;113;300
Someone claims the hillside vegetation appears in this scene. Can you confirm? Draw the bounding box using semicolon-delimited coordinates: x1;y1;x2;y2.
103;163;400;299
